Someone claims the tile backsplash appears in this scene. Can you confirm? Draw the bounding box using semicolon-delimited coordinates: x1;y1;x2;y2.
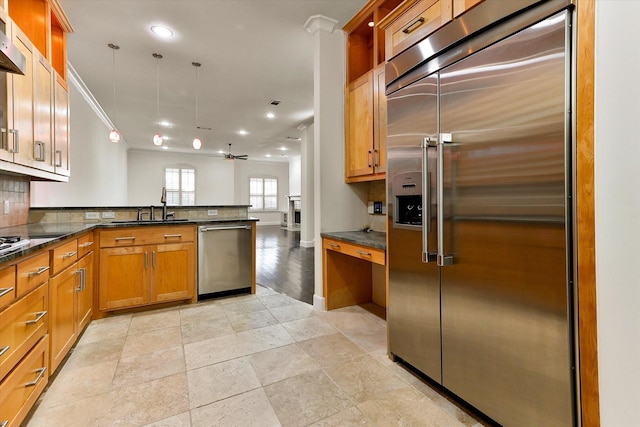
0;174;30;228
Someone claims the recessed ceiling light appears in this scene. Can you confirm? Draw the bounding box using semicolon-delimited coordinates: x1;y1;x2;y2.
266;154;272;158
161;146;169;150
266;112;275;119
237;129;248;136
151;25;174;38
160;121;171;127
162;135;169;140
218;150;225;154
278;146;287;151
368;21;374;27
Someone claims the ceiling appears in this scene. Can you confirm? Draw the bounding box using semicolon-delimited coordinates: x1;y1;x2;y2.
59;0;367;162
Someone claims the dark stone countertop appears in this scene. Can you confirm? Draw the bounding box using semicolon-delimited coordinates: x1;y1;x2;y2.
0;217;258;264
321;230;386;250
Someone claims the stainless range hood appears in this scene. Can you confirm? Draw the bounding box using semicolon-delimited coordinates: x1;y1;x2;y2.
0;29;25;75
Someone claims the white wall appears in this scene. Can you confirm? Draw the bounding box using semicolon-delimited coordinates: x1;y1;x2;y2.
234;159;289;225
595;3;640;426
31;81;128;206
127;150;234;205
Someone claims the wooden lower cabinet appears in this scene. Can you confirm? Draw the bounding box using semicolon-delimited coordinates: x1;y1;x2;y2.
99;243;195;311
0;335;49;427
49;251;93;373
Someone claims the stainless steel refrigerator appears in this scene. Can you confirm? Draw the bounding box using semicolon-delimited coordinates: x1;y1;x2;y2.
386;1;576;426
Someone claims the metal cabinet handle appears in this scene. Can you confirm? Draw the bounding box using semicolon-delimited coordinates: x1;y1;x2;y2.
28;266;50;277
63;251;77;259
200;225;251;232
0;127;6;150
34;141;46;161
152;251;156;269
25;367;47;387
356;250;372;257
79;242;94;248
402;17;425;34
373;149;379;167
0;286;13;298
437;133;454;266
1;420;8;427
163;234;182;238
0;345;9;357
115;237;136;241
55;149;63;167
75;268;86;292
327;243;340;249
8;128;19;153
25;311;47;325
367;150;372;168
144;252;148;269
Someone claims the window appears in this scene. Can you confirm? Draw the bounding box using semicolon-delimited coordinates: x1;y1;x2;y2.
249;177;278;211
165;167;195;206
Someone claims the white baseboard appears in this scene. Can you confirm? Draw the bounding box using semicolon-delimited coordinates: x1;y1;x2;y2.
313;294;326;311
300;239;314;248
256;221;281;226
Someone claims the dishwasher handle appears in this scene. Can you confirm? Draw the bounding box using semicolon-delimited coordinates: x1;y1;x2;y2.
199;225;251;232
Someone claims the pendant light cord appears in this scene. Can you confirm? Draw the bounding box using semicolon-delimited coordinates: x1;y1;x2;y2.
193;62;201;128
153;53;163;132
108;43;120;128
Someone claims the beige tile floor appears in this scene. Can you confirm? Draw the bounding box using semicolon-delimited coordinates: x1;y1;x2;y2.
25;286;485;427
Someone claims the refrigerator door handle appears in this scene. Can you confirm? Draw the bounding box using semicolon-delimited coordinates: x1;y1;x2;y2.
437;133;454;266
422;137;437;263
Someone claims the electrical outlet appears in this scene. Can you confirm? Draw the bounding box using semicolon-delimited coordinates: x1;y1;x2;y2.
207;209;218;216
102;211;115;219
3;200;9;215
85;212;100;220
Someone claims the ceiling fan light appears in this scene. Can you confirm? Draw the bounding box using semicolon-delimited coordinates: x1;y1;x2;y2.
192;137;202;150
153;133;163;146
109;129;121;143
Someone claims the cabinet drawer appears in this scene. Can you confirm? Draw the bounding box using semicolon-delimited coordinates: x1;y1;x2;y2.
77;232;95;258
0;283;48;381
0;335;49;427
16;252;50;298
386;0;452;59
100;226;195;248
51;239;78;275
0;266;16;310
323;239;385;265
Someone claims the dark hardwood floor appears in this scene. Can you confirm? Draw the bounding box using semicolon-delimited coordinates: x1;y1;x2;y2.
256;225;315;304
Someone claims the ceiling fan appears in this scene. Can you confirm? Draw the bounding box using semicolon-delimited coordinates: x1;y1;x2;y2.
221;143;248;160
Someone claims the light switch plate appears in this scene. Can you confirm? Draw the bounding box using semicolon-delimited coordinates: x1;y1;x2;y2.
85;212;100;220
3;200;9;214
102;211;115;219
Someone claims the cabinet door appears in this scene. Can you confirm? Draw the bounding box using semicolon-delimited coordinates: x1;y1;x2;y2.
99;246;149;311
76;253;93;333
453;0;483;17
345;71;374;179
34;53;54;173
49;265;77;373
8;24;35;168
373;65;387;175
53;75;70;176
151;243;194;303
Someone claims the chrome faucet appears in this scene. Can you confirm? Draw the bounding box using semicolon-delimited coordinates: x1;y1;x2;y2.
161;187;167;220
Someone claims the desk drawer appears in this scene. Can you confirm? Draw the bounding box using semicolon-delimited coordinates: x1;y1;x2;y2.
100;226;195;248
0;283;48;381
16;252;51;298
0;335;48;427
77;232;95;258
323;238;385;265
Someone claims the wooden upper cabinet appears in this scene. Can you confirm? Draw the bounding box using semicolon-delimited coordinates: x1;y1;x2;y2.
7;0;73;81
346;71;374;179
453;0;483;17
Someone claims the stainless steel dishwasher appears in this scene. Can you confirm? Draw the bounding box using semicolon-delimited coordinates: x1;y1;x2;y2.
198;223;252;299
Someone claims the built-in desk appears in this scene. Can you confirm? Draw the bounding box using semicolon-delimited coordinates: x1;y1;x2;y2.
321;231;386;311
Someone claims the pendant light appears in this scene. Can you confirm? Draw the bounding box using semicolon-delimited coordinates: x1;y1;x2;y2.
192;62;202;150
152;53;163;146
108;43;120;143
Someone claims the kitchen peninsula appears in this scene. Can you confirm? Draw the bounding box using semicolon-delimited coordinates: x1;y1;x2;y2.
0;205;256;426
